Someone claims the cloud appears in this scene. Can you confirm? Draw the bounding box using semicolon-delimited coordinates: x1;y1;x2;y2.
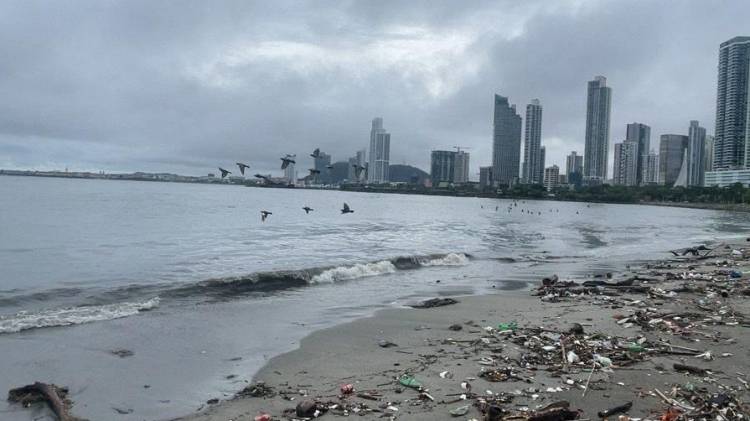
0;0;747;178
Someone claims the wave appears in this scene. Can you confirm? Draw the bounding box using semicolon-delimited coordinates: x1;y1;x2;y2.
0;252;469;333
311;260;397;283
0;297;160;334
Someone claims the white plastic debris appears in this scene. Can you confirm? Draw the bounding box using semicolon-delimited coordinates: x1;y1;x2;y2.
567;351;580;364
593;354;613;367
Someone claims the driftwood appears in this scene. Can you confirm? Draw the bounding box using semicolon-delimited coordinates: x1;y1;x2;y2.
7;382;84;421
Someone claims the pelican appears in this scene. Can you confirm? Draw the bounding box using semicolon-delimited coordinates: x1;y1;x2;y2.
310;148;321;159
260;210;272;222
280;156;296;170
236;163;250;175
303;206;313;214
218;168;231;179
341;203;354;214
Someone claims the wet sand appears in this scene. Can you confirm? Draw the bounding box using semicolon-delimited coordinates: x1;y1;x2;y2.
174;241;750;421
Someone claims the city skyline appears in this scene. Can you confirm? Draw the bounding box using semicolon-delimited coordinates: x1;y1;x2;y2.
0;2;748;180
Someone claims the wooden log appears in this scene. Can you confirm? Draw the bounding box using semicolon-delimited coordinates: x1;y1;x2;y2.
7;382;84;421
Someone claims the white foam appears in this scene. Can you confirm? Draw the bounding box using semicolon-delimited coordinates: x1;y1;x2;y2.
421;253;469;267
0;297;160;334
311;260;397;283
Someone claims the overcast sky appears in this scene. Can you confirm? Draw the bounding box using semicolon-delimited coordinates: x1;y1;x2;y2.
0;0;747;178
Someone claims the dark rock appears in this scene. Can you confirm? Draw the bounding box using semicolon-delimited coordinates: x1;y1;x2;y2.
296;399;317;417
449;324;463;331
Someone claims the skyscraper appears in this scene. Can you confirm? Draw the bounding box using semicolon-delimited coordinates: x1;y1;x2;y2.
644;151;660;185
314;150;332;184
686;120;707;187
283;154;296;185
368;118;390;184
491;94;522;187
566;151;583;175
522;99;544;184
625;122;651;185
430;150;455;184
583;76;612;181
479;166;493;190
713;36;750;170
543;165;560;191
704;135;715;173
613;141;639;186
453;150;470;184
659;134;688;186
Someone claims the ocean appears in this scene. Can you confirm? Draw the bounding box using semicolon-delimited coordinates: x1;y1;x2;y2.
0;175;748;420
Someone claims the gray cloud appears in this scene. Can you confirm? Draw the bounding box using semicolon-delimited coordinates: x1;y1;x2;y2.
0;0;746;177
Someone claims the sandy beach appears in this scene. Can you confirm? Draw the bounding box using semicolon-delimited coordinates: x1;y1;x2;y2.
172;239;750;421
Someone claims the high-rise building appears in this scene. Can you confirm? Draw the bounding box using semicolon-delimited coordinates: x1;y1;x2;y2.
566;151;584;175
453;150;470;184
522;99;544;184
583;76;612;181
543;165;560;191
659;134;688;186
704;135;715;173
313;150;332;184
644;150;660;184
713;36;750;171
367;118;390;184
283;154;296;185
686;120;707;187
613;140;639;186
479;166;493;190
492;94;522;187
430;150;455;184
625;122;651;185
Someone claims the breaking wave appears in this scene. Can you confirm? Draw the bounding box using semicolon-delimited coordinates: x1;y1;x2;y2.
312;260;397;283
0;252;470;333
0;297;160;334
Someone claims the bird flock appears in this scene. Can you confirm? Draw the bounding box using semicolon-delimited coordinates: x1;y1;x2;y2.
217;148;358;222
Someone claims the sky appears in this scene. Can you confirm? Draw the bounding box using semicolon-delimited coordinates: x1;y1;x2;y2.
0;0;747;178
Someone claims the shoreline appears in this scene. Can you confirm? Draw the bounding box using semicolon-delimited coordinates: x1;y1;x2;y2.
174;239;750;421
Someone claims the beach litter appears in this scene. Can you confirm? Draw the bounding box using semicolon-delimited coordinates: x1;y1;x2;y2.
410;297;459;308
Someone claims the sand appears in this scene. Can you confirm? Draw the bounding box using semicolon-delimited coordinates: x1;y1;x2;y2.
174;242;750;421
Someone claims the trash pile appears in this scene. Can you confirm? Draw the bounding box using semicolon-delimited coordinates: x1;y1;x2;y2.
224;242;749;420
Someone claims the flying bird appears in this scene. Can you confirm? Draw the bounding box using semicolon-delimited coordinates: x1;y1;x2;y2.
310;148;321;159
326;164;334;170
303;206;313;214
309;168;321;176
218;168;231;179
236;163;250;175
254;173;268;180
280;156;296;170
341;203;354;214
260;210;272;222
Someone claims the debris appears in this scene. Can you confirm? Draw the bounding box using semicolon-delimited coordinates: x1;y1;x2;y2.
597;401;632;418
566;351;580;364
7;382;81;421
340;384;354;395
449;324;463;331
254;412;272;421
398;375;422;389
110;349;134;358
411;298;459;308
295;399;319;418
497;321;518;332
673;363;707;375
206;398;219;404
449;404;469;416
235;382;275;398
378;339;398;348
567;323;584;335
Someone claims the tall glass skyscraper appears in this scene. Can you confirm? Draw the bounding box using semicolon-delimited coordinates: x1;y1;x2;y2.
491;94;522;187
713;36;750;170
686;120;707;186
522;99;544;184
367;118;390;184
583;76;612;181
625;122;651;185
